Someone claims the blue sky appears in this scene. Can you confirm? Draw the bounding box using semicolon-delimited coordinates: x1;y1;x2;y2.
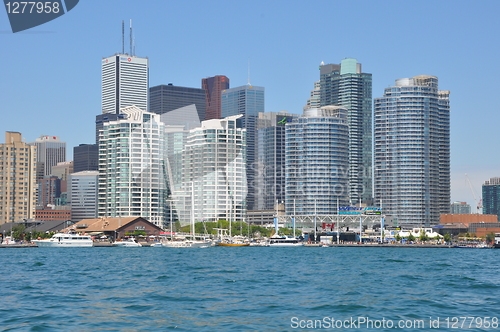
1;0;499;207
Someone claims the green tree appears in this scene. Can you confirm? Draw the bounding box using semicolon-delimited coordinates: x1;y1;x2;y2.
407;233;415;242
419;229;429;242
485;232;495;244
11;225;26;241
395;234;402;242
443;233;452;243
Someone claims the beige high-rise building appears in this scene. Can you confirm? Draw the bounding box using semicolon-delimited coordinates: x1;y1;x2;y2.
0;132;37;225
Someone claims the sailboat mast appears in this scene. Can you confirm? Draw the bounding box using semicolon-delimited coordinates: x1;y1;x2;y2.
191;182;195;237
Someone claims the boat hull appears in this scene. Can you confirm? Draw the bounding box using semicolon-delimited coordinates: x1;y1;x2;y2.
269;243;304;247
114;242;141;247
216;242;250;247
33;240;93;247
163;241;211;248
33;233;93;247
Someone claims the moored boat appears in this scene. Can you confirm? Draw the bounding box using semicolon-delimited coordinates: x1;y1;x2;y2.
163;238;211;248
33;233;93;247
216;241;250;247
113;237;142;247
268;235;304;247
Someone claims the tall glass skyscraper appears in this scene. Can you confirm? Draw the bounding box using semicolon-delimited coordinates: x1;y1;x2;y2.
101;54;149;114
320;58;372;204
203;75;229;120
256;111;297;210
149;84;206;124
285;106;349;215
374;75;450;226
97;106;166;227
222;85;264;211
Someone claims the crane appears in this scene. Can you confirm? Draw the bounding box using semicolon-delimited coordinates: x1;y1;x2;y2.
465;173;483;214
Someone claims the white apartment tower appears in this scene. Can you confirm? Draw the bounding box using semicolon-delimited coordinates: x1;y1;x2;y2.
178;115;247;224
102;54;149;114
98;106;166;227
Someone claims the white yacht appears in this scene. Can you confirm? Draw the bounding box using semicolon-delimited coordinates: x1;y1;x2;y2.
163;237;211;248
33;233;93;247
1;236;18;245
113;238;142;247
268;235;304;247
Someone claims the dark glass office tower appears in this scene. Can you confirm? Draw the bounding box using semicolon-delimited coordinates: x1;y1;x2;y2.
149;84;206;124
320;58;372;205
203;75;229;120
255;112;297;210
73;144;98;172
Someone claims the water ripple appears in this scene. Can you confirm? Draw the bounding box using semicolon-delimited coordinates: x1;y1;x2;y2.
1;247;499;331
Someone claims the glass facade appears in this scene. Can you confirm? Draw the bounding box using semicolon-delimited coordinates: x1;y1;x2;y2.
149;84;206;125
285;106;349;215
70;171;98;222
482;178;500;220
450;201;471;214
256;112;297;210
97;106;166;227
202;75;229;120
320;59;373;204
374;75;450;226
221;85;264;211
73;144;98;173
180;115;246;223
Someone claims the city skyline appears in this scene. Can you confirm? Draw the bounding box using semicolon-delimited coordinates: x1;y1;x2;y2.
2;1;499;206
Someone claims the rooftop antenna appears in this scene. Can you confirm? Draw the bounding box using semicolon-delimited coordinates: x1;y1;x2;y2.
121;20;124;54
129;19;133;56
247;59;251;86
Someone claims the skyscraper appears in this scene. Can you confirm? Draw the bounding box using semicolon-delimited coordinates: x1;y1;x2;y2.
285;106;349;215
179;115;246;223
203;75;229;120
374;75;450;226
73;144;98;172
482;177;500;220
149;84;206;125
0;132;37;225
28;135;66;181
305;81;321;109
70;171;99;222
98;106;166;227
101;54;149;114
255;111;297;210
222;84;264;211
319;58;373;204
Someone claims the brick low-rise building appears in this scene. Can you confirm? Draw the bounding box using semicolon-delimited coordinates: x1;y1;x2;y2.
66;217;163;240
